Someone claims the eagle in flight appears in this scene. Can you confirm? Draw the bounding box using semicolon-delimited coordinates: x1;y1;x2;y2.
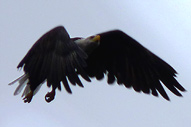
9;26;185;103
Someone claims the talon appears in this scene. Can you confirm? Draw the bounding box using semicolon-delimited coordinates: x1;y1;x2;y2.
23;91;33;103
45;89;55;103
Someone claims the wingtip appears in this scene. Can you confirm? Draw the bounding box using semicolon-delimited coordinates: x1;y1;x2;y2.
180;87;186;92
164;96;170;101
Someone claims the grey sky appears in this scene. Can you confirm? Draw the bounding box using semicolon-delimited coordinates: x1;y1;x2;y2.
1;1;191;127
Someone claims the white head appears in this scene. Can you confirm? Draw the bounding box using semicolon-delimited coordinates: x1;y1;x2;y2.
73;35;100;55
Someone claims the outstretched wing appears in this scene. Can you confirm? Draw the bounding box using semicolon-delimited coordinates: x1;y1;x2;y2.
17;26;90;94
85;30;185;100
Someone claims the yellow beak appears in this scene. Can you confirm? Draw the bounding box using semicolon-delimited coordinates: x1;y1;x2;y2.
92;35;100;42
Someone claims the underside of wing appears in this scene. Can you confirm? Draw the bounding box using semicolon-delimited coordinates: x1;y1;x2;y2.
16;26;90;102
85;30;185;100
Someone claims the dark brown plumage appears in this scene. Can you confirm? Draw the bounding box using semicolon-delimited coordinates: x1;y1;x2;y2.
85;30;185;100
9;26;185;103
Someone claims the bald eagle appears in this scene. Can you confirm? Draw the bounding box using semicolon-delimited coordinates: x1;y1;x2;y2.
9;26;185;103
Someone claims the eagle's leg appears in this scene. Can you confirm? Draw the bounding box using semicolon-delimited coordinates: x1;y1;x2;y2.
45;87;56;103
23;91;33;103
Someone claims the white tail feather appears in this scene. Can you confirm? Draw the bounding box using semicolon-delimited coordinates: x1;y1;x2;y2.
14;81;27;95
9;74;43;97
14;75;29;95
9;74;31;97
8;74;26;85
21;84;30;97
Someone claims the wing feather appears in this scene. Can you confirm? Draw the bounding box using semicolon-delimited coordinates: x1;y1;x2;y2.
85;30;185;100
15;26;89;96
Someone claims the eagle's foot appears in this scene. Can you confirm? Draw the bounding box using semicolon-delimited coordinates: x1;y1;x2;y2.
45;89;55;103
23;91;33;103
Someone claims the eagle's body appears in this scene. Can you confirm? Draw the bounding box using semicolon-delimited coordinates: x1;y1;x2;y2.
9;26;185;103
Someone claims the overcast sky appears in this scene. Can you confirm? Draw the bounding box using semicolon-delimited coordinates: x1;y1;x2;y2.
1;1;191;127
